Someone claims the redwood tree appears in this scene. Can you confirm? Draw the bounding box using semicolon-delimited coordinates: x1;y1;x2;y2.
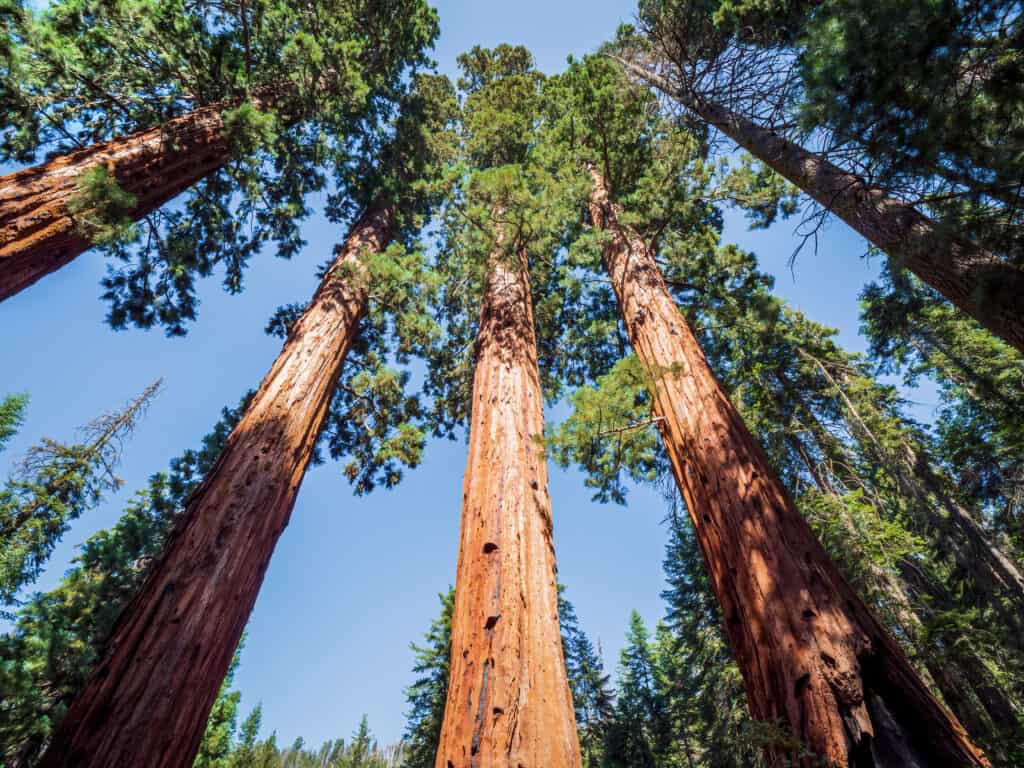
0;0;438;332
35;77;456;768
541;57;989;767
429;46;582;767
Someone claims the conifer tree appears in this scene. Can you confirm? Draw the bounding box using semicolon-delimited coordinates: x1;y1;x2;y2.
861;266;1024;558
401;589;453;768
36;77;456;768
611;5;1024;355
542;56;988;766
0;0;438;332
559;588;614;767
0;393;27;451
429;45;582;768
0;379;160;608
0;399;246;766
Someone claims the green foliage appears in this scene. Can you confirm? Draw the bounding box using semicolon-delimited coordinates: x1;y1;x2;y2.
0;394;27;452
1;0;440;334
798;0;1024;259
195;647;244;768
0;380;160;610
66;165;139;246
548;356;664;505
400;588;453;768
861;265;1024;556
0;398;246;765
559;587;614;767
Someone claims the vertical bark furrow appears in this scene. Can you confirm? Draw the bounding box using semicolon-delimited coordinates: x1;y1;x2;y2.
0;104;238;301
37;205;392;768
587;166;988;768
435;241;581;768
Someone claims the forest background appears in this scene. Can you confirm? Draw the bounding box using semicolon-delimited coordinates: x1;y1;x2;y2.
0;0;913;749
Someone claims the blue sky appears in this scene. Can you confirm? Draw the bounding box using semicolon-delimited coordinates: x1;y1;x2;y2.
0;0;938;749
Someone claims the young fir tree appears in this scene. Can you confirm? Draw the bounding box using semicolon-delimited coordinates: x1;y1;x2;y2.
559;587;614;768
401;589;453;768
0;393;27;451
542;55;989;766
0;399;246;766
0;379;160;609
0;0;438;333
610;4;1024;355
35;77;456;768
427;45;582;767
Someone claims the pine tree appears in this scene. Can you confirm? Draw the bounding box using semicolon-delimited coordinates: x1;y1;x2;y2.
0;0;439;333
0;393;27;451
195;648;244;768
0;380;160;608
861;265;1024;558
430;46;582;767
400;589;453;768
559;588;614;767
0;399;246;766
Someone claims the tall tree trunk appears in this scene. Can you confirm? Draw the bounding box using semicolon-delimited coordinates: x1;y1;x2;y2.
587;165;988;768
435;234;582;768
36;204;392;768
614;58;1024;355
0;100;258;302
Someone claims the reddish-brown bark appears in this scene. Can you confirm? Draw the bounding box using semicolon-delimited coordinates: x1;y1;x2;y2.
0;103;249;302
616;59;1024;355
36;205;392;768
587;166;988;768
435;236;582;768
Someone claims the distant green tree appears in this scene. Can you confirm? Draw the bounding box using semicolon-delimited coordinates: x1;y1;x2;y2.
0;393;27;452
0;398;245;765
604;612;662;768
0;380;160;608
195;647;244;768
558;587;614;767
400;588;453;768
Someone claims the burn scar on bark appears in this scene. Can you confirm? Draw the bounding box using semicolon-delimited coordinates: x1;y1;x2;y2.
470;660;491;763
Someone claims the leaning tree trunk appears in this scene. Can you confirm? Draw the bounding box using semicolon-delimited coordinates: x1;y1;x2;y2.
587;165;988;768
614;59;1024;355
434;234;582;768
0;99;263;302
36;204;392;768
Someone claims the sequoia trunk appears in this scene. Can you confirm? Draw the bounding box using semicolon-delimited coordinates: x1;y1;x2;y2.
36;205;392;768
616;59;1024;355
0;102;254;301
434;236;582;768
587;166;987;768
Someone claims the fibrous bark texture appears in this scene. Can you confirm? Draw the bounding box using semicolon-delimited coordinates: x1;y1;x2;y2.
587;166;988;768
0;103;241;301
36;205;392;768
435;238;582;768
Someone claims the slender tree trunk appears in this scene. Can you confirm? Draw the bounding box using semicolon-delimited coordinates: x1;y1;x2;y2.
0;100;261;302
435;234;582;768
614;58;1024;355
36;205;392;768
587;165;988;768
